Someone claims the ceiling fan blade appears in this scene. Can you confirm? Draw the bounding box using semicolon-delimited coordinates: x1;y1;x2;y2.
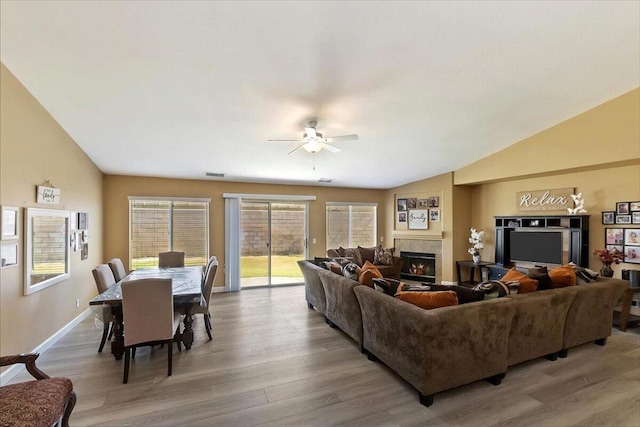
288;144;305;155
319;142;341;153
323;134;359;143
268;139;302;142
304;127;316;138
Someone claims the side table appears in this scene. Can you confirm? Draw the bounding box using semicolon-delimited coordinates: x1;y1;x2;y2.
456;260;492;288
618;286;640;332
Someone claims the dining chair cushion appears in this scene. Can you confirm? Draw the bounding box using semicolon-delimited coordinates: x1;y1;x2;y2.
122;278;180;346
158;251;185;268
0;377;73;426
92;264;116;293
108;258;127;282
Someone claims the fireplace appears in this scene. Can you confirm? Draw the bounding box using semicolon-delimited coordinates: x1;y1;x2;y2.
400;251;436;283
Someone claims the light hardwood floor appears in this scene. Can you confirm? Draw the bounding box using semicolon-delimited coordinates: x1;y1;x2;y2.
9;285;640;426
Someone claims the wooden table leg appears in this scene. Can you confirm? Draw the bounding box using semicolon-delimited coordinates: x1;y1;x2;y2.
619;288;633;332
182;306;194;350
111;307;124;360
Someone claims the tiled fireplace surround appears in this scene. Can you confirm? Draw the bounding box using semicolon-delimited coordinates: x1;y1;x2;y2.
394;238;443;283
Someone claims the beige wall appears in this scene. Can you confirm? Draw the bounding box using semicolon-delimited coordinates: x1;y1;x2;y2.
455;88;640;185
103;175;386;288
0;63;104;357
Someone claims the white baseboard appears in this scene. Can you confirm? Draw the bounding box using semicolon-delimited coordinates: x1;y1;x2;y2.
0;307;92;386
442;281;457;286
212;286;226;293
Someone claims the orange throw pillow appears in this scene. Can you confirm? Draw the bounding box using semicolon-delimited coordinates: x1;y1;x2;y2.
396;290;458;310
549;265;577;288
502;268;539;293
359;260;383;287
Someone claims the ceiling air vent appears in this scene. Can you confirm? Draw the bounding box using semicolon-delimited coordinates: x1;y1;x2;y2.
205;172;225;178
318;178;332;183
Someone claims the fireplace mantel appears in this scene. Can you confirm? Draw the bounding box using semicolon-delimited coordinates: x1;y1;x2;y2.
392;231;443;240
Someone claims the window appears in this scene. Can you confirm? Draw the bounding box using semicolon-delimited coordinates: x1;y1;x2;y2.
326;203;377;249
129;197;210;269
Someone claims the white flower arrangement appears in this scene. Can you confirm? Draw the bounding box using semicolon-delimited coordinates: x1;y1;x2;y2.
468;227;485;257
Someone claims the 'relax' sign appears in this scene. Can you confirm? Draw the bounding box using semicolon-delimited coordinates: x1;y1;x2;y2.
516;188;574;212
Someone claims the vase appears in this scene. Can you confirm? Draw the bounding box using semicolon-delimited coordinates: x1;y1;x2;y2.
600;264;614;278
472;254;480;264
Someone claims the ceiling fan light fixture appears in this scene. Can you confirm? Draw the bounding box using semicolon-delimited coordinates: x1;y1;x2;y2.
303;141;322;153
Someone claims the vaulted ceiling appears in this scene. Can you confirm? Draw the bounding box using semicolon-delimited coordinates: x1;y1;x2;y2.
1;1;638;189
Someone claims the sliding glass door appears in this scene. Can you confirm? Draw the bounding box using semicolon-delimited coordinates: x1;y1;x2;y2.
240;201;307;287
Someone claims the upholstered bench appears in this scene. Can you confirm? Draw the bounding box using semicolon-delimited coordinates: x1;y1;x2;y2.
0;353;76;427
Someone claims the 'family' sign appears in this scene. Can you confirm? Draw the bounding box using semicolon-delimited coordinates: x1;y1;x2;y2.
36;186;61;204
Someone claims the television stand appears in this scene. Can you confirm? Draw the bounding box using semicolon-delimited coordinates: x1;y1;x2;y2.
494;214;589;268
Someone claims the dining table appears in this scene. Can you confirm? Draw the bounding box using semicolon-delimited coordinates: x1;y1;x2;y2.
89;266;204;360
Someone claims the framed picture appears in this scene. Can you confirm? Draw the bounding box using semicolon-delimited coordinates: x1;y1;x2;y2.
624;246;640;264
606;244;624;253
417;199;429;208
616;215;632;224
81;243;88;261
617;202;630;214
397;199;407;212
408;209;428;230
77;212;88;230
633;212;640;224
625;229;640;246
602;211;615;225
630;201;640;212
428;196;439;208
407;198;417;209
1;206;19;240
606;228;624;245
429;209;440;222
398;212;407;223
1;242;18;269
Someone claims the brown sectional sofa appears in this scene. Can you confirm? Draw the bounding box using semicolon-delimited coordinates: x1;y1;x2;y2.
298;259;628;407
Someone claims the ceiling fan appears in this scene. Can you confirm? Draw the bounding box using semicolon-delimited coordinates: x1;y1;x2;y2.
268;121;358;155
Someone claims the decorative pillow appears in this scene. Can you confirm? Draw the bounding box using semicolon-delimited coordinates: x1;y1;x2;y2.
337;247;346;257
549;265;577;288
342;262;361;281
343;248;364;266
358;261;383;287
323;261;343;275
357;246;376;264
374;245;395;265
372;278;402;296
473;280;510;299
502;268;539;293
396;290;458;310
567;263;598;285
419;283;485;304
527;266;551;290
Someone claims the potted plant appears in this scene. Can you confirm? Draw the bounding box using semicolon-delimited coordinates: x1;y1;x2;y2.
468;228;485;264
593;247;625;277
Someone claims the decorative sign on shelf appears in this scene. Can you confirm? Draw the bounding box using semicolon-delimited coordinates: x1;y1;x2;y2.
36;185;61;204
516;188;574;212
408;209;429;230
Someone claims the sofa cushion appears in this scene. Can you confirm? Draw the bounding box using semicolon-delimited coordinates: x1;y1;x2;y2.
358;246;376;264
549;264;577;288
359;261;383;287
343;248;364;266
395;289;458;310
373;245;395;265
473;280;510;299
420;283;485;304
372;278;402;295
502;268;539;293
527;266;552;290
323;261;343;275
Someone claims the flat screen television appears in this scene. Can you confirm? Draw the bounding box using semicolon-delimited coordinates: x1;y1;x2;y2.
509;231;563;265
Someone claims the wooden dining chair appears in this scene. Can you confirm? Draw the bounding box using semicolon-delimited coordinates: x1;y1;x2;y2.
121;278;182;384
108;258;127;282
158;251;185;268
91;264;117;352
192;260;218;340
203;255;217;279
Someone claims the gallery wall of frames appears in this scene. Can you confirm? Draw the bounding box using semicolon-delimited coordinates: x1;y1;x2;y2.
603;200;640;264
